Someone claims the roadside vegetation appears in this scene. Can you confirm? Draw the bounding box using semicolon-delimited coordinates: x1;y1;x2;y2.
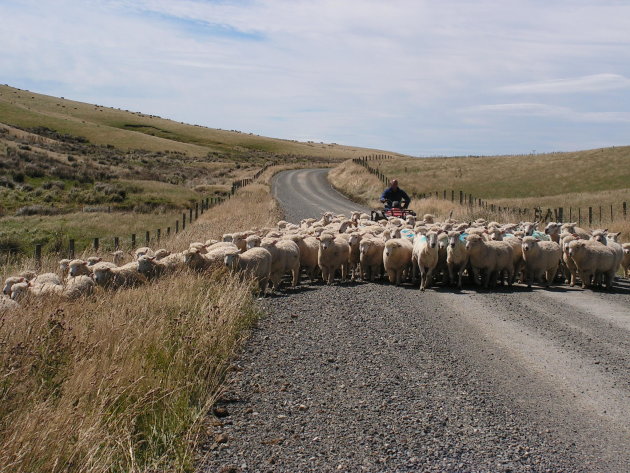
329;159;630;241
0;172;283;473
1;83;392;258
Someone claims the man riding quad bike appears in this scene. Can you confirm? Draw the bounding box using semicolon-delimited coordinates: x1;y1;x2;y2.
371;179;416;221
380;179;411;209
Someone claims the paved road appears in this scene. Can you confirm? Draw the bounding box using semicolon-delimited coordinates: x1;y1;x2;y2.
201;169;630;472
272;168;370;222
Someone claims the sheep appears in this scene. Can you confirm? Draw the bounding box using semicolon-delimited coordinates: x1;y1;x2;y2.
561;222;590;240
153;249;170;260
284;234;320;281
92;262;146;289
224;247;272;293
246;234;262;249
62;275;95;299
544;222;562;243
137;252;185;279
205;239;219;247
465;234;514;288
520;221;540;236
520;236;562;288
87;256;102;266
359;238;385;282
591;230;624;274
3;276;27;296
346;233;362;280
504;236;524;284
412;231;439;291
231;232;249;252
622;243;630;278
262;238;301;289
568;239;616;289
446;231;468;289
68;259;116;278
422;214;435;224
11;281;63;300
0;294;19;313
435;231;450;284
59;258;72;278
31;272;62;287
134;247;154;260
317;233;350;284
384;238;413;286
111;250;125;265
559;233;580;286
189;242;208;254
184;244;238;272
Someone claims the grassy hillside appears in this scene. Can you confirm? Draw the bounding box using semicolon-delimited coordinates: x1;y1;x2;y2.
0;83;403;256
0;84;401;159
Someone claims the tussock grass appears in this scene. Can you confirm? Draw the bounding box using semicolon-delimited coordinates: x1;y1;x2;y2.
328;160;382;208
0;271;258;472
0;171;283;472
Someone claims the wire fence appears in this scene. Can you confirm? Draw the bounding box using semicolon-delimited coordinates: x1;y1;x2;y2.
352;156;628;225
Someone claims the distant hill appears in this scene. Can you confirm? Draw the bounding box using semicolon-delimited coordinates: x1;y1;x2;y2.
0;84;402;159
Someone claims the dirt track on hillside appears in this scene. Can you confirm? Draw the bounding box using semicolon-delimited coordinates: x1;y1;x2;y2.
200;169;630;472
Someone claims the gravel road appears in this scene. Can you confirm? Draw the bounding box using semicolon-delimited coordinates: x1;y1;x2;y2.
200;169;630;472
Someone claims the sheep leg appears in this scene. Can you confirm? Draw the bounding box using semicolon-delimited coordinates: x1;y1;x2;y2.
472;267;482;286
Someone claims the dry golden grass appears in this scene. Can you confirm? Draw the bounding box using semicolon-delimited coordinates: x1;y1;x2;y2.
330;160;630;243
0;169;284;473
328;160;383;207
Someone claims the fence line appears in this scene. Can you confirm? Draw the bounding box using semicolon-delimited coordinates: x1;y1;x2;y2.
1;163;271;266
352;156;628;225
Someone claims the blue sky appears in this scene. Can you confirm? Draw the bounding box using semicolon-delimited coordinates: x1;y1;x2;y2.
1;0;630;156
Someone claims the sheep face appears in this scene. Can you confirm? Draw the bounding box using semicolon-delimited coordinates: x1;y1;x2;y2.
544;222;561;236
10;282;30;301
447;231;463;248
465;234;483;251
425;231;439;249
3;276;25;295
318;234;335;251
93;268;113;286
137;255;156;273
521;236;540;253
68;260;89;277
87;257;102;266
223;251;240;269
591;230;608;245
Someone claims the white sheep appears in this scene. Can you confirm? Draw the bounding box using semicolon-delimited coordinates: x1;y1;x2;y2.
465;234;514;288
559;232;580;286
521;236;562;288
3;276;27;296
0;294;19;313
412;232;439;291
317;233;350;284
134;247;154;260
544;222;562;243
591;230;624;275
59;258;72;278
568;239;616;289
384;238;413;286
561;222;590;240
262;238;301;289
224;247;272;294
30;272;62;287
153;249;170;260
111;250;125;265
284;234;319;281
137;252;185;279
359;238;384;282
62;275;96;299
622;243;630;278
446;231;468;289
184;244;237;272
92;262;146;289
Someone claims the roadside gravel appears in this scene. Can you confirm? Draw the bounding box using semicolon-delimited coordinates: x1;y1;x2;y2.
198;169;630;472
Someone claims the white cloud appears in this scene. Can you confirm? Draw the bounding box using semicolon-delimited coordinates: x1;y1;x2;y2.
498;74;630;94
460;103;630;123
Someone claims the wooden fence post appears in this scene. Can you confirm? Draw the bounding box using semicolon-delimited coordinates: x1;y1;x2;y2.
189;208;193;222
35;244;42;269
131;234;136;248
69;239;75;259
176;221;179;233
578;208;581;226
167;227;171;237
451;190;454;202
93;238;99;252
182;213;186;230
157;229;161;241
623;202;627;218
195;203;199;219
145;231;150;245
459;191;463;205
588;207;593;225
114;237;119;250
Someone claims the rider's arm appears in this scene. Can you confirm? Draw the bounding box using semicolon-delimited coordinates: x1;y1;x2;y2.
400;189;411;203
380;188;390;202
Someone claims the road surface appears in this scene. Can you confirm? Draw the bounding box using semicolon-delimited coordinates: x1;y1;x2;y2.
201;168;630;472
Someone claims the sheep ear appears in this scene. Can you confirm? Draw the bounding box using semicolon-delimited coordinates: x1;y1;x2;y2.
19;277;26;282
603;228;608;233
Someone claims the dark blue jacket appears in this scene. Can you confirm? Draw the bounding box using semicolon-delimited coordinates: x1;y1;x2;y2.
380;186;410;203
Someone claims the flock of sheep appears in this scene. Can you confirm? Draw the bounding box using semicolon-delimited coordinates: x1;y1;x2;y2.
2;211;630;313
